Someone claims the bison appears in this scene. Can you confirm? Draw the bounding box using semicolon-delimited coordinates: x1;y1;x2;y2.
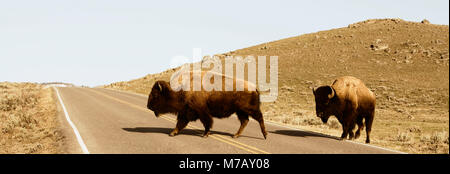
312;76;375;143
146;71;268;139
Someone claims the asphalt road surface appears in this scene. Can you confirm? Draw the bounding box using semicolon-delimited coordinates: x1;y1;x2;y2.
54;87;404;154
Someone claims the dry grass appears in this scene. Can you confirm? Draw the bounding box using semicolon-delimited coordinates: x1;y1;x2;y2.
0;82;64;154
102;19;449;154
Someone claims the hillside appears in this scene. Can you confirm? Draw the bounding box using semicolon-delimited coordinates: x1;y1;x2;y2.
103;19;449;154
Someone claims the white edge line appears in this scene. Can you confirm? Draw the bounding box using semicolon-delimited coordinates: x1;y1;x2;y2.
99;87;407;154
53;87;90;154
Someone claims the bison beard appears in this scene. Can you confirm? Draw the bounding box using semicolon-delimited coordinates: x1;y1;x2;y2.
147;80;268;139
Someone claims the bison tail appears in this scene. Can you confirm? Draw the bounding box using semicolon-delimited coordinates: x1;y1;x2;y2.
251;89;261;107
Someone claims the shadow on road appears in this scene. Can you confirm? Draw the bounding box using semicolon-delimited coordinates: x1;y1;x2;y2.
123;127;262;139
269;129;340;140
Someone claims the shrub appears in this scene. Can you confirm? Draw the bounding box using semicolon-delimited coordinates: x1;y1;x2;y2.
395;132;411;142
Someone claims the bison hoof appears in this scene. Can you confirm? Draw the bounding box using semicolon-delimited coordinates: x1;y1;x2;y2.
365;139;370;144
202;133;210;138
169;132;177;137
232;134;240;138
262;133;267;139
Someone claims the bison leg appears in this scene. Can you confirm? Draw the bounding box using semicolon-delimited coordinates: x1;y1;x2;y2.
340;124;354;140
340;121;353;140
348;122;356;140
340;111;357;140
340;117;349;140
170;118;189;137
233;111;249;138
355;115;364;140
365;111;375;143
199;115;213;138
340;125;348;140
250;110;268;139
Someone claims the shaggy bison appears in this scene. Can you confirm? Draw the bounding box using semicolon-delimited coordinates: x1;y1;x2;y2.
312;76;375;143
146;71;268;139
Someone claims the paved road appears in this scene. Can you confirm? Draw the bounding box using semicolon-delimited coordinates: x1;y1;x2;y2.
54;87;404;154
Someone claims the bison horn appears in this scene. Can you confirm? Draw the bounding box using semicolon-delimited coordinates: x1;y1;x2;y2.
328;86;335;99
312;87;316;95
158;82;162;91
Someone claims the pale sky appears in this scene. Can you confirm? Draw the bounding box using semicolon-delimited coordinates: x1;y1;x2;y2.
1;0;448;86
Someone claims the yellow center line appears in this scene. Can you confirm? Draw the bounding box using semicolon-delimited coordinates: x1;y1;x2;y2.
161;115;268;154
214;134;271;154
87;88;270;154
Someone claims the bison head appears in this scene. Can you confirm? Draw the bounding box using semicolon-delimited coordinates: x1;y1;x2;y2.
312;85;335;123
147;81;176;117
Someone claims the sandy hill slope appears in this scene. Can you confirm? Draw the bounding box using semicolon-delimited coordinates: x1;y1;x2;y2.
103;19;449;153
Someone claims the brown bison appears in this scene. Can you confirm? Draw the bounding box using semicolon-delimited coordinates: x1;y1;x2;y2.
312;76;375;143
146;71;268;139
